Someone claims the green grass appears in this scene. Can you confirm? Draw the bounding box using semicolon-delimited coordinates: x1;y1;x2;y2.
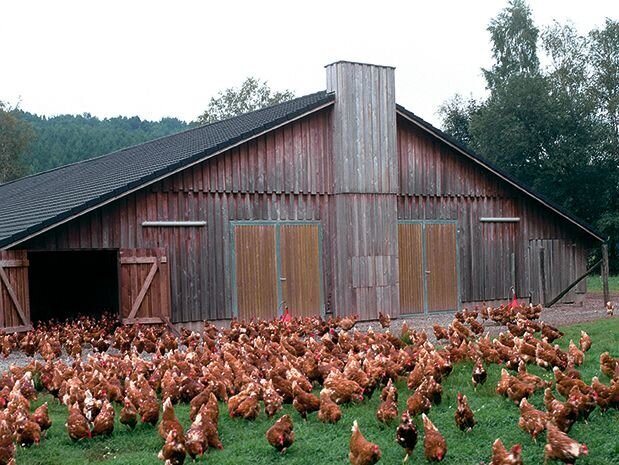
586;274;619;293
16;318;619;465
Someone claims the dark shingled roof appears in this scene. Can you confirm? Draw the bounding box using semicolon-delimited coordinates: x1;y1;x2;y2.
0;91;334;248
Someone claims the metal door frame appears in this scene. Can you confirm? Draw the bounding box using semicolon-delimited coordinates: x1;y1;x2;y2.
230;220;325;318
398;220;461;315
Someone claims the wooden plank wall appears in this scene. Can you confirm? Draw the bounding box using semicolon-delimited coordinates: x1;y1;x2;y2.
326;62;398;194
397;116;594;306
20;110;334;323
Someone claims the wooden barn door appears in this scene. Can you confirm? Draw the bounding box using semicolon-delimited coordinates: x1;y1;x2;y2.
0;251;32;332
528;239;578;305
398;222;459;314
280;224;322;318
119;248;171;324
425;223;459;313
233;222;323;321
234;225;279;321
398;223;425;314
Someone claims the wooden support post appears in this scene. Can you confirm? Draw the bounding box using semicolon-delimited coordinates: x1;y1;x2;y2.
539;248;546;305
602;243;610;305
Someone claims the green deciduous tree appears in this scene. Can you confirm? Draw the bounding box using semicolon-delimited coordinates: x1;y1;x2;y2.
439;2;619;269
196;77;295;125
0;101;35;183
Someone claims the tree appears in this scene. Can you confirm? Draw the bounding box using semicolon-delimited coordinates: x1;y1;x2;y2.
438;1;619;269
196;77;295;125
0;101;35;183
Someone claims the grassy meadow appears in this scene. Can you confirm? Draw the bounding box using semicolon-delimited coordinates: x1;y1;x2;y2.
586;274;619;293
16;317;619;465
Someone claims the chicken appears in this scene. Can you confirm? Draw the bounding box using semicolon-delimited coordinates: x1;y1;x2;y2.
472;358;487;389
339;315;358;331
66;402;91;441
158;429;186;465
188;388;211;421
544;388;578;433
517;360;549;391
491;438;523;465
567;340;584;366
201;392;219;425
139;397;160;426
579;331;591;352
120;397;138;429
349;420;381;465
606;301;614;317
518;398;548;442
567;385;596;421
376;379;398;424
292;382;320;419
14;411;41;447
454;392;476;431
32;402;52;435
266;414;295;453
433;324;449;341
590;376;612;412
406;387;432;417
0;419;15;465
600;352;618;378
396;411;418;463
324;371;365;404
318;388;342;423
263;380;284;418
159;397;185;441
544;422;588;465
378;312;391;328
185;413;208;460
91;400;115;436
422;413;446;462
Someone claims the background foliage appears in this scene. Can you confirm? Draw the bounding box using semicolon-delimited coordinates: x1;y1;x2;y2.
439;0;619;269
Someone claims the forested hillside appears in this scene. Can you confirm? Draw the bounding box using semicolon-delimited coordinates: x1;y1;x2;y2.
16;111;190;174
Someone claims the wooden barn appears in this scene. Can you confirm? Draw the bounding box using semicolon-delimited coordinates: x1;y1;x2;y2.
0;61;603;330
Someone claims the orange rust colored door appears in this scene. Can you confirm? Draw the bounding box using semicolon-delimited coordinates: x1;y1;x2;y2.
280;224;322;318
234;225;279;321
425;223;459;313
0;250;32;332
119;248;171;324
398;223;425;314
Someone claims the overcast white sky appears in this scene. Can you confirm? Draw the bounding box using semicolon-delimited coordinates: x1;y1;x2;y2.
1;1;617;126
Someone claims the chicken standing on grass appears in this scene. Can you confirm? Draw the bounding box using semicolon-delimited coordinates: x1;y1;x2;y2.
159;397;184;441
454;392;476;431
396;411;417;463
158;429;186;465
421;413;446;462
472;358;487;389
349;420;381;465
266;414;295;453
544;422;588;465
491;438;523;465
66;402;91;441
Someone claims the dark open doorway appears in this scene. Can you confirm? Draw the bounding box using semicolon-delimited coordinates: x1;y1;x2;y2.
28;250;119;323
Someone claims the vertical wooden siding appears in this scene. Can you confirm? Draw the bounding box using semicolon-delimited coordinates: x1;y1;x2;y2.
397;115;593;306
20;109;334;323
280;224;322;318
397;223;424;314
425;223;458;312
234;225;278;321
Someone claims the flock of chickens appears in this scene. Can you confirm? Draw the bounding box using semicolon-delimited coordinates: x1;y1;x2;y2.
0;302;615;465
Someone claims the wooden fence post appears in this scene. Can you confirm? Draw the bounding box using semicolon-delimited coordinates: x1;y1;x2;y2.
540;247;546;305
602;243;610;305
